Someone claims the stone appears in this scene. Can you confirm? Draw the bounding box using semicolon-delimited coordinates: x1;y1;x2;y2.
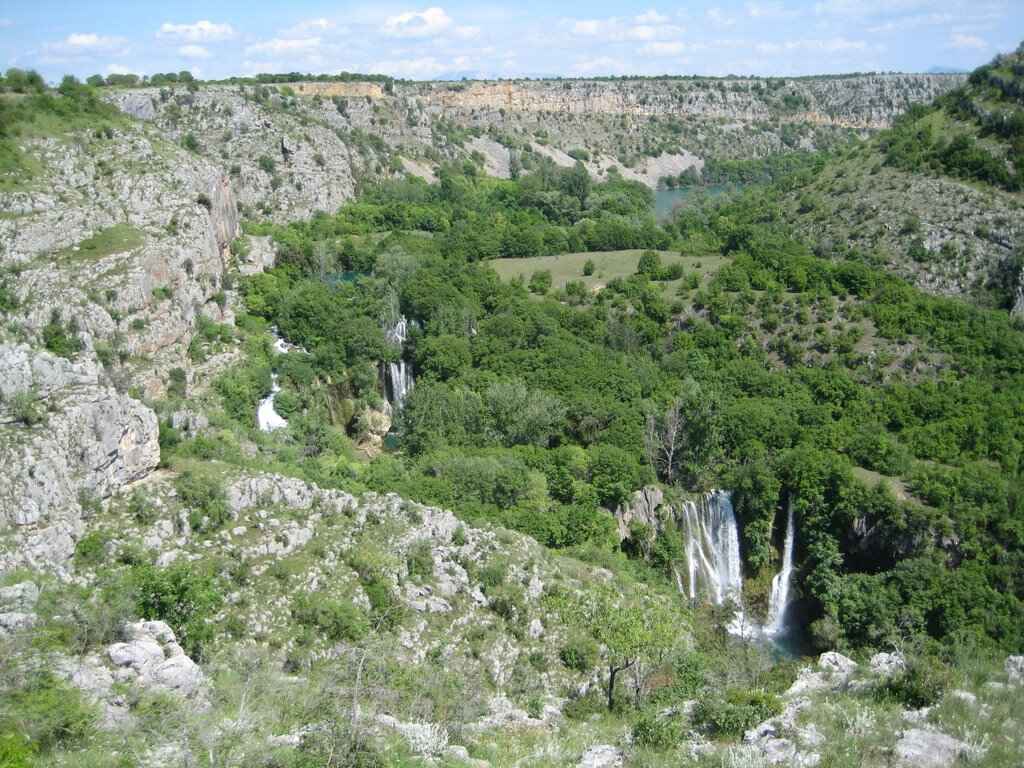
818;651;858;676
0;581;40;611
577;745;624;768
894;728;969;768
105;620;205;699
1006;655;1024;685
869;652;905;677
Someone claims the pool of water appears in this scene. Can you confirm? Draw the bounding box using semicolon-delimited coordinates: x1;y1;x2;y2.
654;184;737;221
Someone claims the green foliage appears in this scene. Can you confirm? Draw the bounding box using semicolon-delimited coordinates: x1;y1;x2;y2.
559;636;599;672
174;470;229;533
73;531;109;569
632;710;683;749
0;673;96;754
130;561;223;659
42;310;82;358
292;593;369;641
8;389;45;427
406;541;434;580
692;689;782;736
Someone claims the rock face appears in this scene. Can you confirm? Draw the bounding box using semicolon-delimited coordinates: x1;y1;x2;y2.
894;728;970;768
0;112;244;571
107;620;205;699
0;581;39;635
1007;655;1024;685
577;745;625;768
0;345;159;570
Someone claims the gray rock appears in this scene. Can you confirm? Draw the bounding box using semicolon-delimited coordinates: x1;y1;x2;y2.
1006;655;1024;685
870;652;905;677
0;581;40;611
106;620;205;699
577;745;624;768
818;652;858;676
894;728;969;768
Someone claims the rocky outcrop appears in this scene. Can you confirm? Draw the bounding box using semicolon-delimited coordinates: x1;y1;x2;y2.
107;620;206;699
894;728;970;768
0;345;159;570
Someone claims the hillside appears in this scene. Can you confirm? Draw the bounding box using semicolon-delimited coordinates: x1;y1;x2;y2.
778;44;1024;313
1;54;1023;768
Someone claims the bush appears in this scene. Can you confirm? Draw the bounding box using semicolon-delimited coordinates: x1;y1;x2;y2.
632;710;683;749
583;258;595;276
174;471;230;533
292;593;369;642
73;530;109;569
692;689;782;737
131;561;223;659
42;310;82;358
406;541;434;580
8;389;44;426
258;155;276;174
559;636;598;672
637;250;662;276
528;270;552;295
0;673;96;753
878;653;951;708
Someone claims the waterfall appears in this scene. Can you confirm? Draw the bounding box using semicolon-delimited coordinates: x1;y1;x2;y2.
256;326;293;432
765;501;796;636
679;490;743;605
384;315;414;407
257;374;287;432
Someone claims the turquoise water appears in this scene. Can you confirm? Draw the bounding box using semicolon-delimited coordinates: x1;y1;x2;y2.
654;184;735;221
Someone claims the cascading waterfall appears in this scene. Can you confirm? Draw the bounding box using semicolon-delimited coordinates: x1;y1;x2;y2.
257;326;290;432
678;490;743;606
384;315;414;407
765;501;796;636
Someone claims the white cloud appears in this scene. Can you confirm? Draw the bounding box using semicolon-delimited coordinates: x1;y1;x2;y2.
371;56;449;78
61;33;126;51
755;37;868;55
950;33;986;49
640;41;686;56
573;56;628;76
635;9;669;24
569;17;682;42
105;63;137;75
745;2;798;20
383;7;453;38
454;25;480;39
0;18;13;29
178;44;211;59
245;37;321;55
867;13;953;34
706;8;737;27
157;20;235;42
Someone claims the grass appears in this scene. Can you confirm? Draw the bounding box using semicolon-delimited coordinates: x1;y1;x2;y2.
489;250;728;296
53;224;145;263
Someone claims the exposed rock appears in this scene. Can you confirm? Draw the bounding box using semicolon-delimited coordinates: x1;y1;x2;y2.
870;652;906;677
614;486;665;543
894;728;970;768
375;713;448;756
107;620;205;699
818;651;858;676
1006;655;1024;685
577;745;624;768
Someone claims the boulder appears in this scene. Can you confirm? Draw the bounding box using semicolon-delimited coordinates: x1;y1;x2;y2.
894;729;969;768
819;652;858;676
106;620;205;699
577;745;624;768
1006;655;1024;685
869;652;905;677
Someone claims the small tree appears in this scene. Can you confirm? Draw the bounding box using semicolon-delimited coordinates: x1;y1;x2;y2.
583;259;595;276
576;585;682;710
637;250;662;277
528;270;552;295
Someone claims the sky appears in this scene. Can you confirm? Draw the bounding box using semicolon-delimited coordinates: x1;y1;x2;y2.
2;1;1022;82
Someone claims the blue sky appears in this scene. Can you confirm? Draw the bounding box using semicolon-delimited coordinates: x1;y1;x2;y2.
2;1;1022;81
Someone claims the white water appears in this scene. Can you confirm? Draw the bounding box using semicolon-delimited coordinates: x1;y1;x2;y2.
765;501;796;636
384;315;414;407
679;490;743;606
256;327;292;432
256;375;288;432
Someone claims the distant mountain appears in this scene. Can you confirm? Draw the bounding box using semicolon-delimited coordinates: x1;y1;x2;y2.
925;65;969;74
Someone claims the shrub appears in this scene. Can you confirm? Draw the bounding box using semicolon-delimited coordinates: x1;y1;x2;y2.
637;250;662;276
0;673;96;753
406;541;434;580
693;689;782;737
878;653;951;708
559;636;598;672
73;530;109;568
258;155;276;174
292;593;369;641
528;270;552;295
42;310;82;358
632;711;683;749
583;259;595;276
182;133;199;152
130;561;222;659
174;470;230;533
8;389;44;426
